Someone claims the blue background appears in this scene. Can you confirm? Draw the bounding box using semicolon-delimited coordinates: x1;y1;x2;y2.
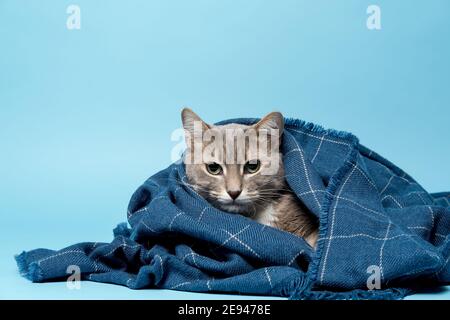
0;0;449;299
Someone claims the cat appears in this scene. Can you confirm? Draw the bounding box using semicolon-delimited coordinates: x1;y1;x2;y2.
181;108;318;247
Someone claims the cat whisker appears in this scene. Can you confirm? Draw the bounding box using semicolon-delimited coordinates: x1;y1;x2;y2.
166;177;211;193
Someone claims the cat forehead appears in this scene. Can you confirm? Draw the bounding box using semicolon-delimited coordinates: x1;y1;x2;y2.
211;123;252;132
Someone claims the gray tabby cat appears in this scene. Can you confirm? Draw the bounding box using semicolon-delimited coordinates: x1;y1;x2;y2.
181;108;318;247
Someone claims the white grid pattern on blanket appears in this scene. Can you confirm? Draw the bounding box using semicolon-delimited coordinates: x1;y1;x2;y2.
219;226;261;259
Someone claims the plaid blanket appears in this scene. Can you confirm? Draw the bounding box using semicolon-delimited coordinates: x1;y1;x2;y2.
15;117;450;299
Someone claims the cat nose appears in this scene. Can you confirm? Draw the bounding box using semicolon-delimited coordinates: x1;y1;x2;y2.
227;190;241;200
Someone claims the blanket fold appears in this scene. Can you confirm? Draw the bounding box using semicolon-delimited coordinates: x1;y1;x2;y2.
16;117;450;299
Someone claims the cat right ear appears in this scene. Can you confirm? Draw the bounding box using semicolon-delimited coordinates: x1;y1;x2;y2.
181;108;210;135
254;112;284;134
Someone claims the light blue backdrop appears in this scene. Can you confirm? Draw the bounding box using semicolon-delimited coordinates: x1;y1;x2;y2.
0;0;449;299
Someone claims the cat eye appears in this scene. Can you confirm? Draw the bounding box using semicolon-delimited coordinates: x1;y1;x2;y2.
244;160;261;174
206;162;223;175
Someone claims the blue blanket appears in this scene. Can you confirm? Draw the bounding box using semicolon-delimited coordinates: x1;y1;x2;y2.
16;118;450;299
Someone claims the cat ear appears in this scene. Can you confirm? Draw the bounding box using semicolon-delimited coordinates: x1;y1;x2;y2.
254;112;284;134
181;108;210;134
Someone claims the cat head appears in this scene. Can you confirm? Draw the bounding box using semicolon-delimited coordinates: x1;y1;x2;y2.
181;108;286;216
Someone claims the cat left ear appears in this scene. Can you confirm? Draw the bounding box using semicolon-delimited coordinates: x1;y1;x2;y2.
181;108;210;134
254;112;284;135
